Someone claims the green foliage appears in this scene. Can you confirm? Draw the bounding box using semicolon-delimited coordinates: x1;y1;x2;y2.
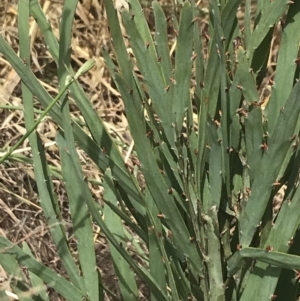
1;0;300;300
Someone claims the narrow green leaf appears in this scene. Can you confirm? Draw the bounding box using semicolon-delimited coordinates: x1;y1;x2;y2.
204;207;225;301
114;73;203;279
57;132;99;301
243;0;252;48
57;132;168;300
196;33;220;192
103;169;139;301
240;80;300;246
211;0;230;194
22;243;49;301
29;0;59;60
0;238;83;301
235;48;259;104
265;1;300;137
146;189;168;301
57;2;100;299
244;106;263;184
166;247;191;300
229;247;300;276
103;198;148;243
207;119;222;210
16;0;84;291
29;0;141;205
153;1;173;83
129;0;158;62
0;253;34;301
221;0;243;48
0;37;136;201
238;150;300;300
121;10;176;151
172;1;194;134
145;188;181;301
246;1;289;61
251;27;273;76
192;0;204;109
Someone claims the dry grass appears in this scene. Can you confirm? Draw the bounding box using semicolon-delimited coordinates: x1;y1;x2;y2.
0;0;282;300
